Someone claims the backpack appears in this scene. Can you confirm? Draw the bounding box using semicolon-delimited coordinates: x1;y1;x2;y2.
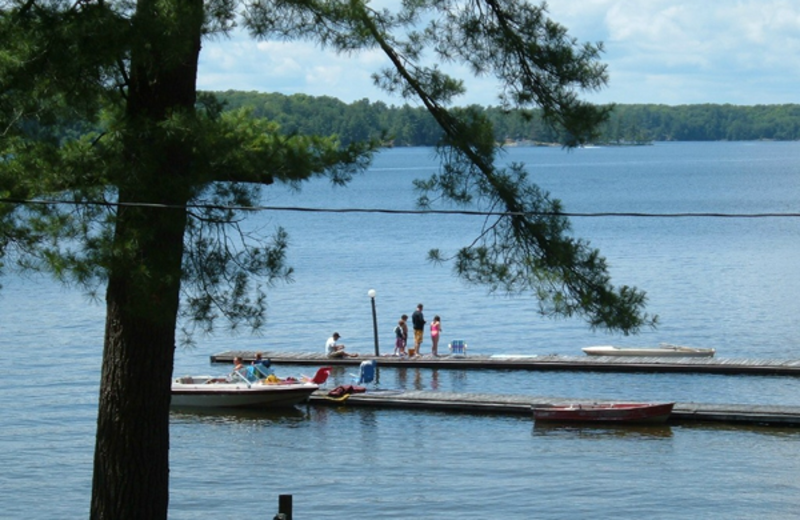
394;325;403;338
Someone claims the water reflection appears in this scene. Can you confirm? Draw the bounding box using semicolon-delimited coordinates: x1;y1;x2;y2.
673;421;800;438
381;367;457;392
532;422;674;440
170;406;308;425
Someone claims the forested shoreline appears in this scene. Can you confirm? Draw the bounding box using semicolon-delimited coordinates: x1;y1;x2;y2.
214;90;800;146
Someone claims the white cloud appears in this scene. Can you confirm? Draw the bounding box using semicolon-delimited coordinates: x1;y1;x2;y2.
198;34;392;101
553;0;800;105
197;1;800;106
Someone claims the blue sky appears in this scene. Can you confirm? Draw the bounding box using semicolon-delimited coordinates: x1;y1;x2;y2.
197;1;800;106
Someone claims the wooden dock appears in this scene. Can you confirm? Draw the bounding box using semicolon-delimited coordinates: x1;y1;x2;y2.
307;390;800;427
209;351;800;426
211;351;800;376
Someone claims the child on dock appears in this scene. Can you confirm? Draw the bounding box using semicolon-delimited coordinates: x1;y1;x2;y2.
430;316;442;356
393;318;407;356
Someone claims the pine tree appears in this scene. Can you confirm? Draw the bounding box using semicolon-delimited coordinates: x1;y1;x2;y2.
0;1;655;517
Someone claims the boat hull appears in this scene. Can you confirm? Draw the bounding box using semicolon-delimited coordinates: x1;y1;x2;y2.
532;402;675;423
582;345;715;358
171;378;318;409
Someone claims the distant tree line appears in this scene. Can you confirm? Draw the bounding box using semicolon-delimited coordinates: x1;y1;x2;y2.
214;90;800;145
600;104;800;143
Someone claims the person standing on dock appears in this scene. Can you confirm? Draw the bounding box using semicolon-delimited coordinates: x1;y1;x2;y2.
393;319;407;356
326;332;358;358
400;314;409;354
430;315;442;356
412;304;426;356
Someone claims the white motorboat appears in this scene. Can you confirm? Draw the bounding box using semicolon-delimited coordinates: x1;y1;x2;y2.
582;344;716;358
171;371;319;409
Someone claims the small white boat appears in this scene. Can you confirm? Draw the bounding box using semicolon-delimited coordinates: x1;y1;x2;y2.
171;373;318;409
582;344;715;358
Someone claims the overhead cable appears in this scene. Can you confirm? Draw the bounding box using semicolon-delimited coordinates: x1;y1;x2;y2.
1;197;799;218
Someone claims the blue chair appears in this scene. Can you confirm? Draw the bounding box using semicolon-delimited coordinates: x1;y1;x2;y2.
449;340;467;357
351;360;377;385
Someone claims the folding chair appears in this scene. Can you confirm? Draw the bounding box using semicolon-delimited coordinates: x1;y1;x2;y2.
302;366;332;386
350;360;377;385
449;340;467;357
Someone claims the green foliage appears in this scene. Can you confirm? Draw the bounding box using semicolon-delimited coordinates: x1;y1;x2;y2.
597;104;800;142
1;7;378;334
211;91;800;146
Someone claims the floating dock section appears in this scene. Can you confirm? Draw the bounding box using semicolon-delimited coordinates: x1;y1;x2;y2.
211;351;800;376
307;390;800;427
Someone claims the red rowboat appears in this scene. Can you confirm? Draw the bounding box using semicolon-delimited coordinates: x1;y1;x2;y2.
532;402;675;423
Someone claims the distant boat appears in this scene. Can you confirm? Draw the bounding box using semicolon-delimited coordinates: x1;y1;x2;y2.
582;344;715;358
532;402;675;423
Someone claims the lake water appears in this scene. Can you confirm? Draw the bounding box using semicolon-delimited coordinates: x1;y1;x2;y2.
2;141;800;518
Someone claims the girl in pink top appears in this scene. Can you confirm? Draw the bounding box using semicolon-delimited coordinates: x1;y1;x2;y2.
430;316;442;356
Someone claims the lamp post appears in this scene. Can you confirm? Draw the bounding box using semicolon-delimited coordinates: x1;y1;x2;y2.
368;289;379;356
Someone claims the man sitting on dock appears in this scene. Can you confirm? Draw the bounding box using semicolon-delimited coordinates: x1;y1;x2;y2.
325;332;358;358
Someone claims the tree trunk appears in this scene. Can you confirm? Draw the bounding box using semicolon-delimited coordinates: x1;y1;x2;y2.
90;231;182;518
90;0;202;517
90;192;190;520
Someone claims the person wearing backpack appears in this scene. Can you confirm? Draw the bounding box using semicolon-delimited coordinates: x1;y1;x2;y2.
393;315;409;356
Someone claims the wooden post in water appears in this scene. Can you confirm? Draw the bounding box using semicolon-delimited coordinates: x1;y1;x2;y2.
274;494;292;520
